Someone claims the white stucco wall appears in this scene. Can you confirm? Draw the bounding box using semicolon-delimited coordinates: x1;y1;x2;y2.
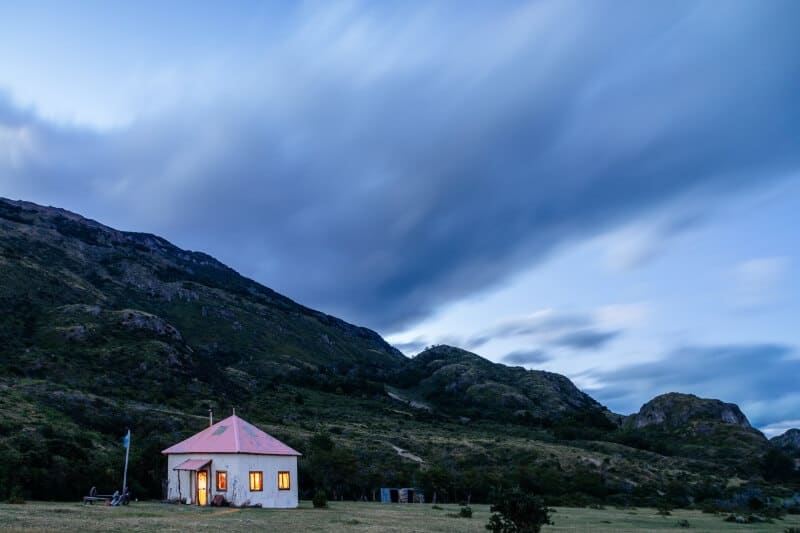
166;453;298;508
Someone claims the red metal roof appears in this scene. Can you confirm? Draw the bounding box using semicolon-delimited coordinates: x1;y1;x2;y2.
173;458;211;471
161;415;302;456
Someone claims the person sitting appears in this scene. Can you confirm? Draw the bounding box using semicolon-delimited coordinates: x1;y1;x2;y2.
110;490;121;506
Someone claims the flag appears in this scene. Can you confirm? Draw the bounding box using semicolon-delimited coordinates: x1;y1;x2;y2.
122;430;130;449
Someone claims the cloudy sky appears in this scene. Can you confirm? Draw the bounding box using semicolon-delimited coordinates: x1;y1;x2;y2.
1;1;798;435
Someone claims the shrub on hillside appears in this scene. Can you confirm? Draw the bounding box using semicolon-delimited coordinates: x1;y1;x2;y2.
486;487;553;533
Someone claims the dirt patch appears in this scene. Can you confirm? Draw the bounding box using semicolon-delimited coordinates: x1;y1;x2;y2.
387;443;424;463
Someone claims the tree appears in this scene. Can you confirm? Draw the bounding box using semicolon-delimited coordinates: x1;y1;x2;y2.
306;432;358;500
486;487;553;533
421;464;452;504
762;448;796;482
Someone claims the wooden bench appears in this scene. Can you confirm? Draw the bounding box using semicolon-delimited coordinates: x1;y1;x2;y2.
83;486;130;506
83;495;113;505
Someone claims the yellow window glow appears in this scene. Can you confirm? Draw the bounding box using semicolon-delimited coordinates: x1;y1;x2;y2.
249;471;263;491
278;471;290;490
216;471;227;491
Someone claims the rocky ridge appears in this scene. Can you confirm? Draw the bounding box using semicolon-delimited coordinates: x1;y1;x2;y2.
630;392;752;430
772;429;800;450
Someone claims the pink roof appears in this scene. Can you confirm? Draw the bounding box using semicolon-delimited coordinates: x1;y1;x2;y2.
173;458;211;471
161;415;302;456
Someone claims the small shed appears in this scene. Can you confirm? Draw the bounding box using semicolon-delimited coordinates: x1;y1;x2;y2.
162;414;301;508
380;487;424;503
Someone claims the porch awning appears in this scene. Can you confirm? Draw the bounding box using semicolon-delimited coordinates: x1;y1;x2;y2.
173;458;211;471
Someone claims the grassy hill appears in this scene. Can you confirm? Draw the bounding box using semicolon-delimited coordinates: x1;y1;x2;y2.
1;197;797;506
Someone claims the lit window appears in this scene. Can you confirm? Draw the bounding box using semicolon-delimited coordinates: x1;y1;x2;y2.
249;471;263;491
278;471;290;490
216;471;227;491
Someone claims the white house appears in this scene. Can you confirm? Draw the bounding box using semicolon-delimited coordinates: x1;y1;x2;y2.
162;414;301;508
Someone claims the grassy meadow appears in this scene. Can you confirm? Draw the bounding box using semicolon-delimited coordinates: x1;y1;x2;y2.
1;501;799;532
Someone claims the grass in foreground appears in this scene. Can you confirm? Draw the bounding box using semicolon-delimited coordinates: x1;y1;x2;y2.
0;501;798;532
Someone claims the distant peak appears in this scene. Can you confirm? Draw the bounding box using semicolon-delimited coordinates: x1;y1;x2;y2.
771;428;800;449
632;392;752;429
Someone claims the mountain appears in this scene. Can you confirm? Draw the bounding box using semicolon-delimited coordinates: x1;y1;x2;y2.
623;393;769;470
629;393;753;430
0;197;406;500
0;197;404;372
772;429;800;451
1;197;796;506
395;345;608;423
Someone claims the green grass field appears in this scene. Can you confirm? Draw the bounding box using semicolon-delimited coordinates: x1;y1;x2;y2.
1;501;798;532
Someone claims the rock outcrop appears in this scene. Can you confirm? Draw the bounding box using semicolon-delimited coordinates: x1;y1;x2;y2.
630;392;752;430
771;428;800;450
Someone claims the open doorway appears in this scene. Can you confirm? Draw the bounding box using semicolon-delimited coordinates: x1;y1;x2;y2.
197;471;208;506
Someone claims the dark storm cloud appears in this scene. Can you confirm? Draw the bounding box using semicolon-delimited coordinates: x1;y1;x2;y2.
2;1;799;332
502;349;551;366
583;343;800;428
553;329;620;350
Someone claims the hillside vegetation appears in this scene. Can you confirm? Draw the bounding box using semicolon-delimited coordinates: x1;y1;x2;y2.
0;197;797;507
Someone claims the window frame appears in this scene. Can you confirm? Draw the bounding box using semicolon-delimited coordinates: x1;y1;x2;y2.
278;471;291;491
249;471;263;492
216;470;227;491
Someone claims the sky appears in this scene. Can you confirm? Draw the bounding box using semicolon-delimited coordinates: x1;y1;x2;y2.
0;1;798;435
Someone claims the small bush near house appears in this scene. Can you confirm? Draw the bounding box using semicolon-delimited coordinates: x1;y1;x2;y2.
312;490;328;508
460;505;473;518
486;487;553;533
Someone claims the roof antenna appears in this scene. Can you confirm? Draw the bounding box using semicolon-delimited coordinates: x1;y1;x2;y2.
232;407;236;417
209;407;213;427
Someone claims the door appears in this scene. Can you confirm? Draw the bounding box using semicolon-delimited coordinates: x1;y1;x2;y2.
197;471;208;506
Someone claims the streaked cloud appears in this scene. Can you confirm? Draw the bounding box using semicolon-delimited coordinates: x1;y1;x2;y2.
461;305;637;354
466;309;591;348
732;256;790;311
502;349;551;366
553;329;620;350
762;420;800;439
391;338;429;355
584;343;799;429
1;2;798;333
601;213;704;272
593;303;650;329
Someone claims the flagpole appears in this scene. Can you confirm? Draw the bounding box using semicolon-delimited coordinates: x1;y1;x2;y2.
122;429;130;499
